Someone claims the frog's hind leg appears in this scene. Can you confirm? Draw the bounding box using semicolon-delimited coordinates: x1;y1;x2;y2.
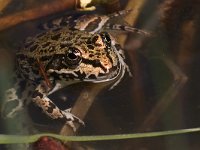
32;82;84;131
105;23;151;37
40;9;132;32
108;9;133;18
105;10;151;36
39;15;75;30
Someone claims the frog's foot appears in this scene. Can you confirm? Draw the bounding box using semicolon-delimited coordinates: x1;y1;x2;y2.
62;109;85;131
2;88;23;118
33;83;85;131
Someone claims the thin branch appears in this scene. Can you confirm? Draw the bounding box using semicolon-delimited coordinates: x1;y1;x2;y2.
0;0;76;31
138;57;188;131
0;0;12;12
59;82;111;135
117;0;147;45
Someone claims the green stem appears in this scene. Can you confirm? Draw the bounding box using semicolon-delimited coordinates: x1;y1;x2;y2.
0;127;200;144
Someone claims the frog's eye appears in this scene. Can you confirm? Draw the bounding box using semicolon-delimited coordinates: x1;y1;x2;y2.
100;32;111;48
65;47;82;66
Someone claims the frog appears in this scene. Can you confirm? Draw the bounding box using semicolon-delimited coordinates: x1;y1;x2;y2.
2;10;149;131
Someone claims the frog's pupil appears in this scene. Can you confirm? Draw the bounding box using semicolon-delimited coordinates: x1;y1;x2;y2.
68;52;77;60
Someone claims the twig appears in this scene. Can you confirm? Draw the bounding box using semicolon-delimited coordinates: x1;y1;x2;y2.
117;0;147;45
138;57;188;131
0;0;12;12
0;0;76;31
104;0;121;13
59;82;111;146
36;58;53;89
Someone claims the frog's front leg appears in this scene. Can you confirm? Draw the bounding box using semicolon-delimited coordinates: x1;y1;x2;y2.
32;82;84;131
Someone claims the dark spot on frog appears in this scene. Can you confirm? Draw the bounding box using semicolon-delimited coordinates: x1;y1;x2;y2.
86;39;92;44
24;41;34;48
46;55;65;70
32;90;43;98
95;49;100;52
36;32;45;38
65;36;72;41
52;27;62;32
82;58;101;67
40;56;51;61
81;36;89;40
60;43;72;49
29;44;38;52
92;36;99;44
87;44;94;49
95;52;101;56
94;59;101;66
89;54;94;57
88;74;97;79
39;50;48;55
74;71;86;80
46;101;56;114
51;33;61;40
48;46;56;52
42;42;51;48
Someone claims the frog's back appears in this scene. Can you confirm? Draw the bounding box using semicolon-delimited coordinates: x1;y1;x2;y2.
17;28;90;59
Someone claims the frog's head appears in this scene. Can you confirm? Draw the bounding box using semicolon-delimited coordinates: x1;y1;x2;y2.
46;32;123;83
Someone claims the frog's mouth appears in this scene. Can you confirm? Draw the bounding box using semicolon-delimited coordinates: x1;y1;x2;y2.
47;60;122;84
82;60;127;89
82;62;120;82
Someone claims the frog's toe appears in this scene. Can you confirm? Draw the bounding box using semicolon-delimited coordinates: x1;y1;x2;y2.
66;121;77;132
63;108;72;113
62;110;85;131
73;115;85;126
